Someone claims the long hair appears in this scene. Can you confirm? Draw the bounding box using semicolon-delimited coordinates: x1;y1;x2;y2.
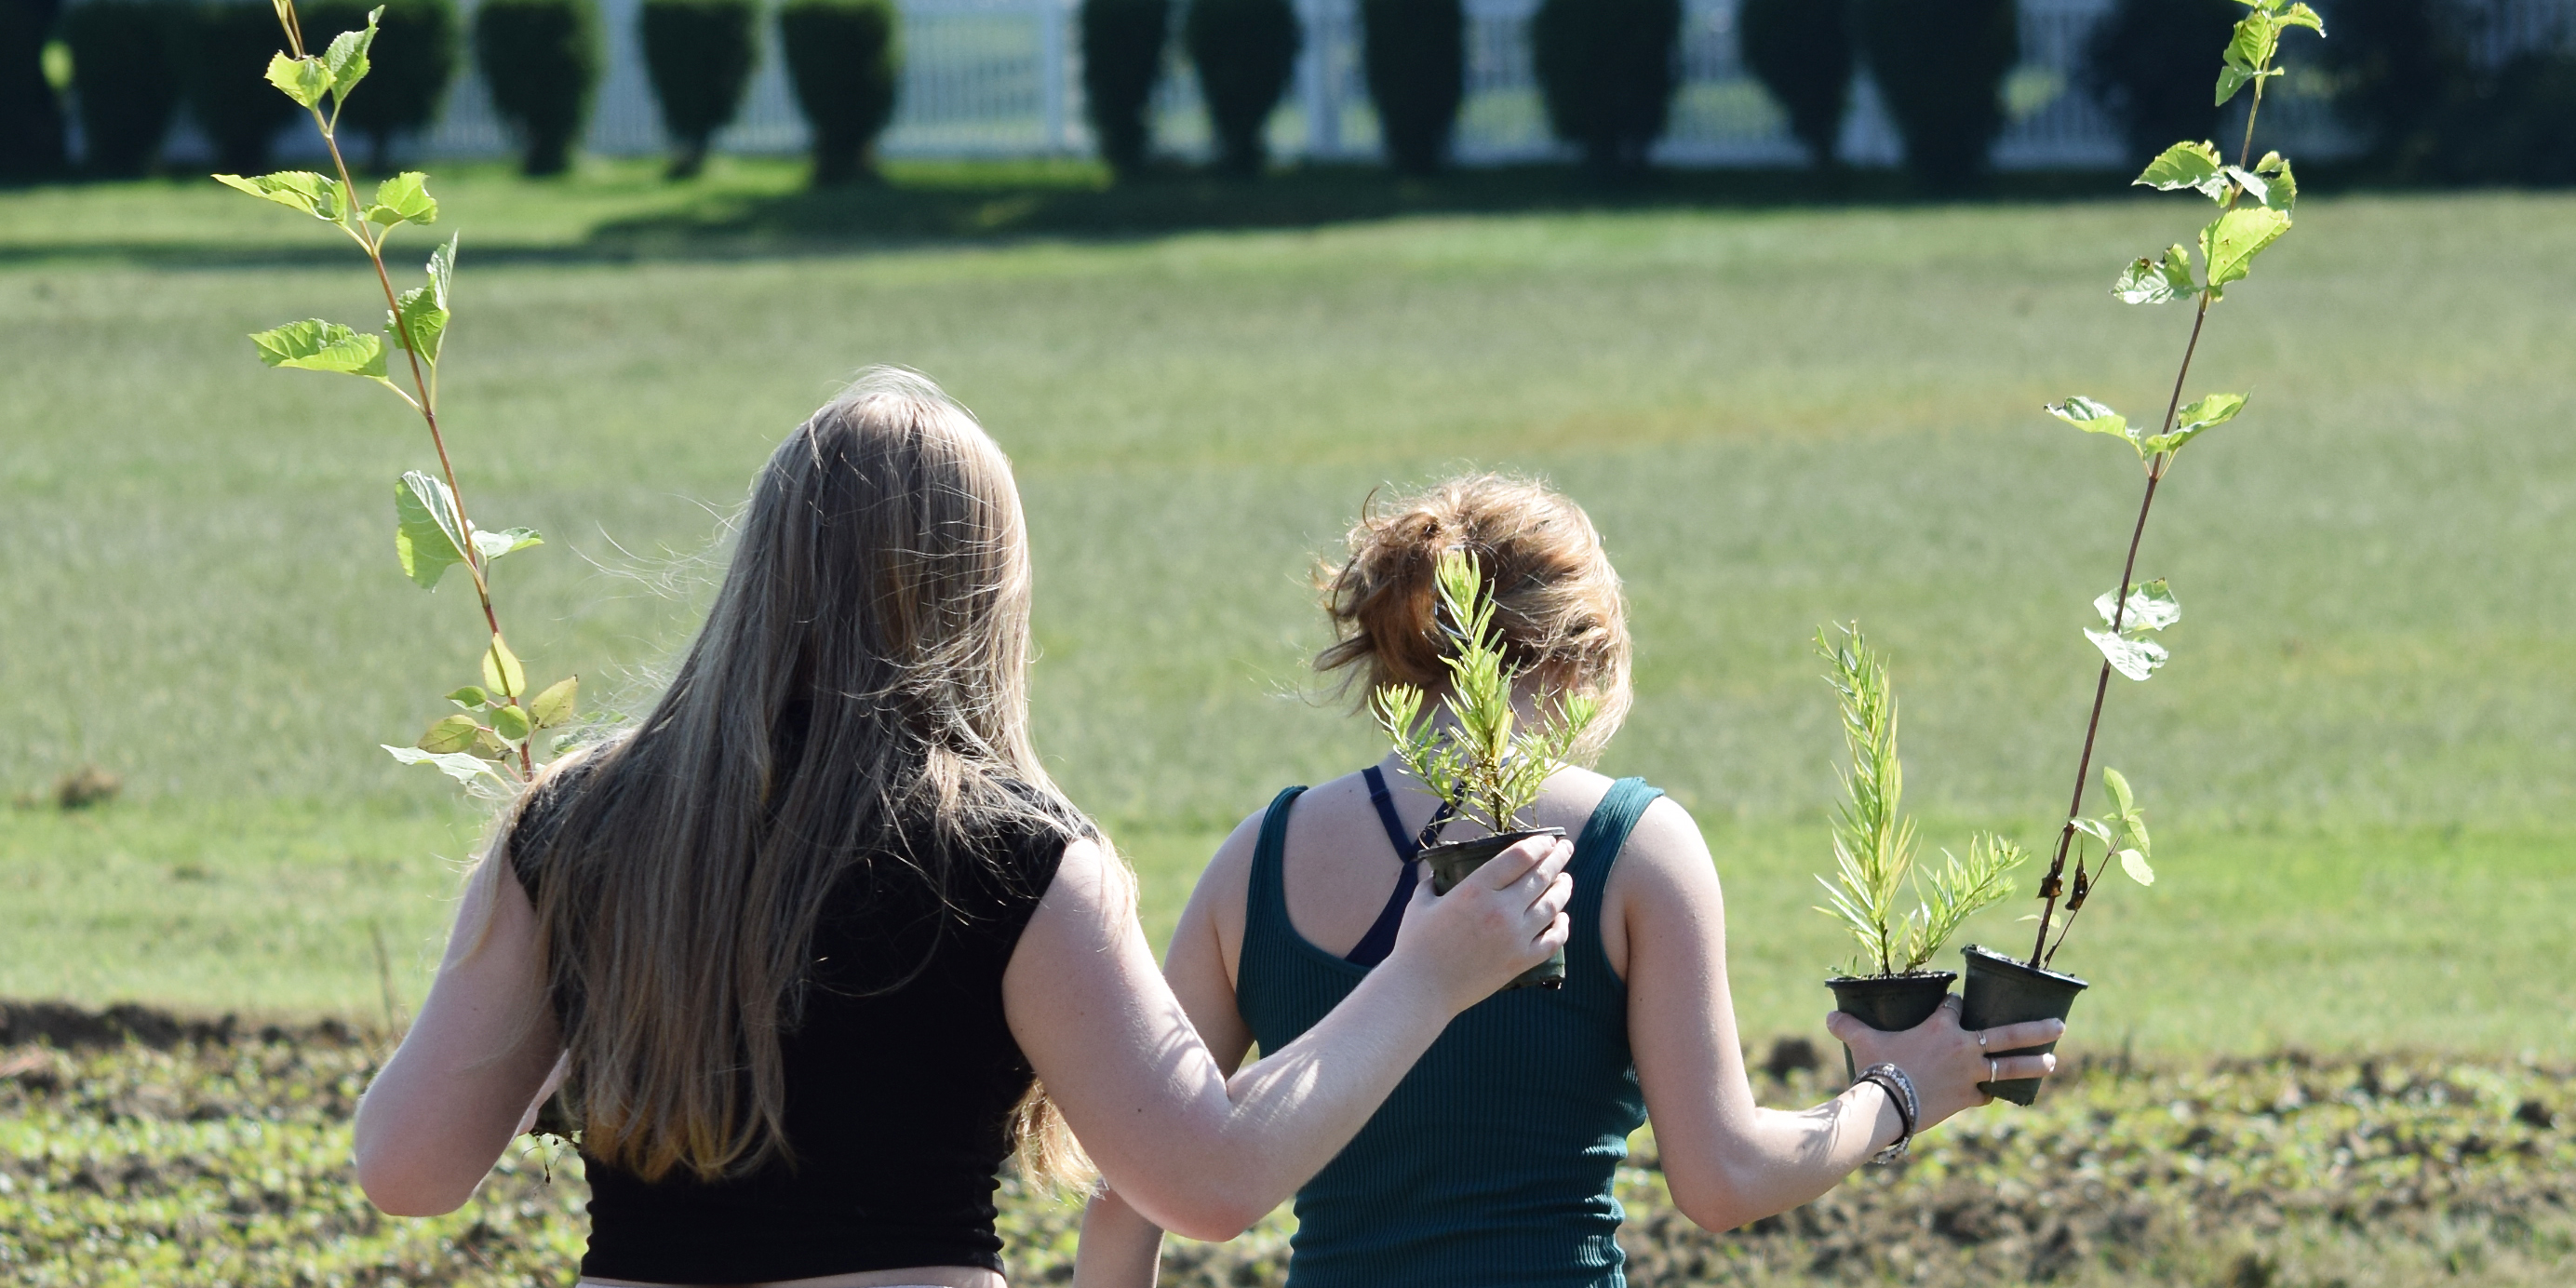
500;369;1090;1185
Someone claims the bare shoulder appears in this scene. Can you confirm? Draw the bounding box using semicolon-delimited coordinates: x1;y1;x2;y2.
1602;795;1724;969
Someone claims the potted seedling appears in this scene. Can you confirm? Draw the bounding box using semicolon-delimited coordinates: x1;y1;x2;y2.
1811;625;2024;1077
1375;548;1603;991
1959;0;2324;1105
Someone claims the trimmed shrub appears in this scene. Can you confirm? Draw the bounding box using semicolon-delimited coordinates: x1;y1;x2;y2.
2319;0;2465;181
1531;0;1680;176
190;2;302;174
641;0;758;179
474;0;603;176
1738;0;1851;170
779;0;898;184
1080;0;1167;178
1185;0;1299;176
307;0;459;171
1856;0;2016;192
0;0;67;180
1361;0;1463;175
61;0;185;176
2084;0;2240;168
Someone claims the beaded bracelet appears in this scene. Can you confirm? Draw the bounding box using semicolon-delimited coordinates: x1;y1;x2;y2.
1856;1062;1920;1165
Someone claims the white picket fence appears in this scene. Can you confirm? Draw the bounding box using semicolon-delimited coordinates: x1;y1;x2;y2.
181;0;2576;168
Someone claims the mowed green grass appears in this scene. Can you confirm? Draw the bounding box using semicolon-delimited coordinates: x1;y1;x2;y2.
2;171;2569;1054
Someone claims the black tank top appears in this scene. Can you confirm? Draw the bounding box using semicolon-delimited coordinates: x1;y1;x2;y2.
510;761;1078;1283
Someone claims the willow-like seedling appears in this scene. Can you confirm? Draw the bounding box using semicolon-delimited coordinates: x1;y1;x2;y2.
212;2;576;793
2023;0;2324;968
1812;625;2023;978
1374;549;1600;837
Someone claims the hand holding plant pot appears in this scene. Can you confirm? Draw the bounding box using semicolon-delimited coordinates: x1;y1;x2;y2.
1380;831;1579;1015
1374;548;1602;990
1810;625;2024;1075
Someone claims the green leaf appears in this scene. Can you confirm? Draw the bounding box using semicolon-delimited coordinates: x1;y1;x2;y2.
2260;157;2298;210
482;636;527;701
2134;141;2225;199
383;744;501;785
2071;816;2115;844
2201;206;2294;294
2118;848;2157;886
2046;396;2141;456
470;527;543;563
264;52;330;109
2095;578;2182;633
2279;2;2324;34
320;8;381;108
2227;13;2280;76
2147;392;2249;456
2102;766;2137;818
530;676;580;730
2086;627;2172;680
2215;62;2257;106
250;319;387;381
364;171;436;228
446;686;490;709
2223;165;2270;206
213;171;346;221
2114;244;2198;304
394;471;468;590
2128;813;2153;858
490;704;531;742
470;728;512;760
417;713;480;754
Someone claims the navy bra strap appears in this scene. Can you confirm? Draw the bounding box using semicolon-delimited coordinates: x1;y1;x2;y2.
1347;767;1449;967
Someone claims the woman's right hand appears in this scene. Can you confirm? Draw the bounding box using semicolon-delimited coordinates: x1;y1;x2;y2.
1384;836;1576;1015
1827;998;2066;1132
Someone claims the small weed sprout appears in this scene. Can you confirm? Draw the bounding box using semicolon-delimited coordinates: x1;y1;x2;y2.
2022;0;2324;968
1812;624;2023;978
210;1;577;794
1373;549;1600;837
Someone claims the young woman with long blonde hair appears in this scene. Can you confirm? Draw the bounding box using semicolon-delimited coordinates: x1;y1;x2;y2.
351;371;1578;1288
1075;475;2067;1287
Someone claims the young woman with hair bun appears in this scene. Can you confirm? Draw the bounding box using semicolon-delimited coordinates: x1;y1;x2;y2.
350;373;1578;1288
1075;474;2066;1287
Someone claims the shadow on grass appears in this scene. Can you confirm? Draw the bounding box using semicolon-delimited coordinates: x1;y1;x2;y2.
0;159;2164;269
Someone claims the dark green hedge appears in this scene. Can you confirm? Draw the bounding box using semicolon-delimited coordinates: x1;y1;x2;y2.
307;0;459;171
641;0;758;179
1361;0;1463;175
190;2;302;174
2084;0;2240;168
1531;0;1679;175
1738;0;1851;170
1857;0;2016;191
0;0;66;179
1185;0;1299;176
779;0;898;184
474;0;602;176
1080;0;1167;178
61;0;184;175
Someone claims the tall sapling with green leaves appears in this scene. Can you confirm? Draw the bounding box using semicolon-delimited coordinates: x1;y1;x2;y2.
212;0;578;795
1963;0;2322;1106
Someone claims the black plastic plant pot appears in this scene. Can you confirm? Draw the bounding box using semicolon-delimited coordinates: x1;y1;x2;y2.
1425;826;1569;991
1958;944;2087;1107
1824;970;1958;1080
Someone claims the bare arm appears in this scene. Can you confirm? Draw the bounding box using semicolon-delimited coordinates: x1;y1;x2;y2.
351;852;563;1216
1010;830;1571;1243
1620;799;2063;1232
1071;814;1266;1287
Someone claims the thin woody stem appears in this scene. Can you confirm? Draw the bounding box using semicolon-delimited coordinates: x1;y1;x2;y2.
308;74;533;778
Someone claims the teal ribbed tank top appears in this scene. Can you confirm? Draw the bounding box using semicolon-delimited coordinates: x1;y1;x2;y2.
1238;777;1664;1288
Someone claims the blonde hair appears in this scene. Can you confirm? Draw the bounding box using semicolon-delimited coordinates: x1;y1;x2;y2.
500;368;1089;1187
1315;474;1632;758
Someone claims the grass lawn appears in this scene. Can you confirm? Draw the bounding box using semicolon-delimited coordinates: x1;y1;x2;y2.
2;163;2569;1056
